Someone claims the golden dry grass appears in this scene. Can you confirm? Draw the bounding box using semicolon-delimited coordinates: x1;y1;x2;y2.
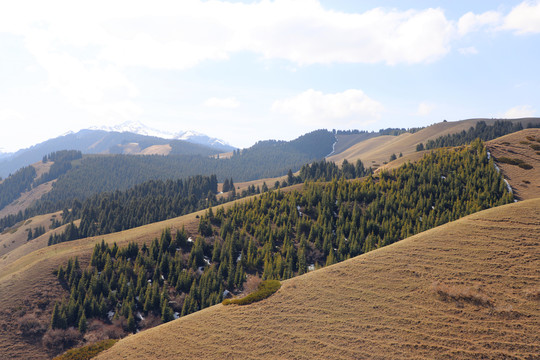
33;161;54;179
0;193;269;359
212;151;233;159
327;118;539;169
331;133;377;156
220;175;289;195
0;160;55;218
139;144;172;155
374;150;429;174
0;211;198;359
98;198;540;360
487;129;540;201
0;213;73;269
0;211;62;259
0;181;54;219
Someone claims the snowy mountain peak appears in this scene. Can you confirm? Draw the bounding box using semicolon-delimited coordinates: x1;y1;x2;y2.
89;121;176;139
175;130;204;140
89;121;234;151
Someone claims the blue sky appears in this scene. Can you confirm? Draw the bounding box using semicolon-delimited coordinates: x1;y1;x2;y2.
0;0;539;152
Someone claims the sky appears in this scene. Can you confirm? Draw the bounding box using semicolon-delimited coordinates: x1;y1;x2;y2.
0;0;539;152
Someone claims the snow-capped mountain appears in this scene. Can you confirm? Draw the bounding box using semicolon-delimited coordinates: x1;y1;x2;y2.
0;121;235;177
175;130;231;149
91;121;234;151
90;121;176;140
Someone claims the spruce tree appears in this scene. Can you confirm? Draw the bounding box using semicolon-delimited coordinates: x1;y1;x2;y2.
78;313;87;333
127;312;136;333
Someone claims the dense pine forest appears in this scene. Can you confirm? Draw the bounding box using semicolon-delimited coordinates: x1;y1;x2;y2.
0;130;335;231
34;150;82;187
296;158;370;183
50;140;512;336
47;175;219;245
48;159;370;245
0;165;36;210
32;130;335;209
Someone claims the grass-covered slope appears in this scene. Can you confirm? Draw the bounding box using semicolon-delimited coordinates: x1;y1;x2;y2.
487;128;540;201
327;118;540;169
97;198;540;360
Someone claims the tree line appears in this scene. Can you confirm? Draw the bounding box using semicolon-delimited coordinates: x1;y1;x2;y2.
47;175;219;245
51;140;512;336
0;150;82;217
34;150;82;187
0;165;36;210
421;120;525;150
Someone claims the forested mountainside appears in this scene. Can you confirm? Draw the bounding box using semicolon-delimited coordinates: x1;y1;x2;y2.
0;165;36;210
49;140;511;340
0;130;228;178
0;130;335;232
95;198;540;360
47;175;219;245
46;159;371;245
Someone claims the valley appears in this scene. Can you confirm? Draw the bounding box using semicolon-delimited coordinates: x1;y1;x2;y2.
0;122;538;359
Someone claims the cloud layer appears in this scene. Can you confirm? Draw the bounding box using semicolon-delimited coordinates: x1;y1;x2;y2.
501;105;536;118
204;97;240;109
272;89;383;127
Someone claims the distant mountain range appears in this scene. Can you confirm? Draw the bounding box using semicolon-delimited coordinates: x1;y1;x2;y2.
89;121;231;149
0;122;235;178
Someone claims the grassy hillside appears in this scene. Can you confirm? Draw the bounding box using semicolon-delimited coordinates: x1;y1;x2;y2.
328;118;540;169
97;198;540;360
0;180;54;220
0;212;61;258
486;128;540;201
0;196;255;359
0;131;534;359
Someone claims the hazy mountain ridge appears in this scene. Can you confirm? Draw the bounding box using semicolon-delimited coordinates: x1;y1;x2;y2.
0;127;233;178
91;121;234;152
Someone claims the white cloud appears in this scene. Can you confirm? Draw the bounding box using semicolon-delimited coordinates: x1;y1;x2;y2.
204;97;240;109
272;89;383;127
0;0;458;69
502;0;540;34
501;105;536;118
416;102;435;116
458;46;479;55
457;11;501;35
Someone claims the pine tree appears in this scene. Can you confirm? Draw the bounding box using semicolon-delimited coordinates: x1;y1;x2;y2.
161;302;174;323
78;313;87;333
50;302;65;329
127;312;136;333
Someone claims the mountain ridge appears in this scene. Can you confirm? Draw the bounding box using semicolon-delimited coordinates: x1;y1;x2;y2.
0;128;233;178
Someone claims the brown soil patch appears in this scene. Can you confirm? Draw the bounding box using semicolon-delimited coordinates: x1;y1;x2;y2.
98;199;540;360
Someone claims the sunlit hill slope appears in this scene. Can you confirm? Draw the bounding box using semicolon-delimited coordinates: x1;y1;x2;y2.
98;198;540;359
